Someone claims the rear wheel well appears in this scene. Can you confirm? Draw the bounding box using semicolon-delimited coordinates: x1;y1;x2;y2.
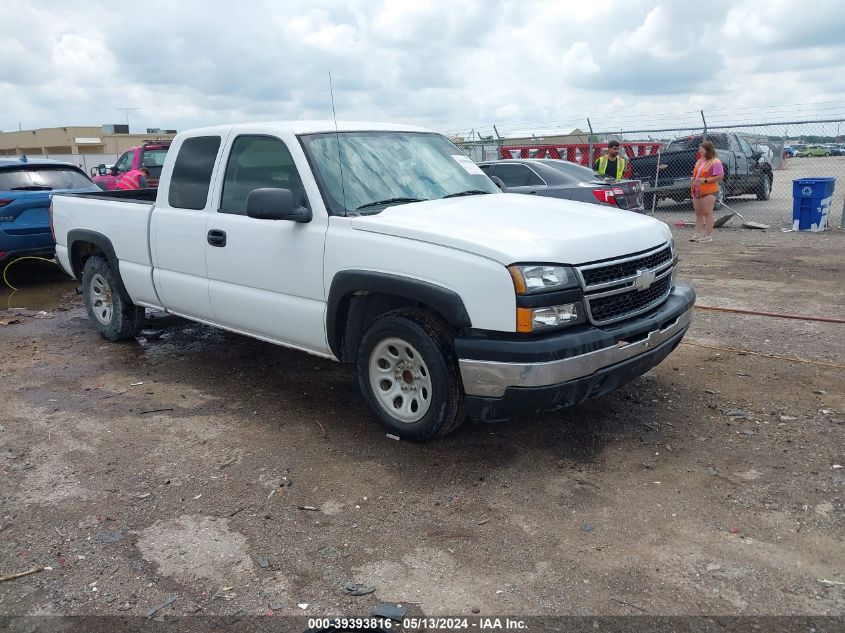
336;292;455;363
70;241;106;279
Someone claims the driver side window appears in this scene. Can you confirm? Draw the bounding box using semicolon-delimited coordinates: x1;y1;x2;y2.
114;151;133;174
220;135;308;215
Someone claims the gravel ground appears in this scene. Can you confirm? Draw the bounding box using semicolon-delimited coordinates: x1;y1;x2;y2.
0;232;843;624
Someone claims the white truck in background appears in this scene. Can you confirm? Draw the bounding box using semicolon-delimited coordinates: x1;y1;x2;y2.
51;121;695;441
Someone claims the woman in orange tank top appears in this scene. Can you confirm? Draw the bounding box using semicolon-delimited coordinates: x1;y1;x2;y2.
690;141;724;243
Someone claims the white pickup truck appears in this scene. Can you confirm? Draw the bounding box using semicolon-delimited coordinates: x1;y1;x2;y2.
51;122;695;441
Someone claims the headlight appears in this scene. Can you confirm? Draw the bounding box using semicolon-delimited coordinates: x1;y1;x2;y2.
508;264;578;294
517;303;581;333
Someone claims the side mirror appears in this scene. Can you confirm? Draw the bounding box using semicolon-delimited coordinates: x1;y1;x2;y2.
490;176;506;191
751;151;763;160
246;188;312;222
96;164;107;176
109;166;119;176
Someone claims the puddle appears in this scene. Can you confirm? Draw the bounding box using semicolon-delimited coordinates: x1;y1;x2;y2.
0;258;78;312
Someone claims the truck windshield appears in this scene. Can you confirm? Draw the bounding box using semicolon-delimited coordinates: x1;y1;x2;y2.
299;131;499;215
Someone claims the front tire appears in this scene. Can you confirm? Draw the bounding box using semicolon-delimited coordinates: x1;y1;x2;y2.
357;310;466;441
756;173;772;200
715;181;726;209
82;255;144;341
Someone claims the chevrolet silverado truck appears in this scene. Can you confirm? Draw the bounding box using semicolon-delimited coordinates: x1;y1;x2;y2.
93;141;171;190
630;133;773;208
51;122;694;441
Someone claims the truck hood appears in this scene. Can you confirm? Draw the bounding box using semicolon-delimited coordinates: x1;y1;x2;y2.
350;193;672;265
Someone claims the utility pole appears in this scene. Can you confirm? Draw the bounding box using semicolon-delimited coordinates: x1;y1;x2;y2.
701;110;708;140
115;107;141;130
587;118;594;167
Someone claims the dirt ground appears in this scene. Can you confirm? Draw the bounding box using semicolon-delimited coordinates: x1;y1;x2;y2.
1;231;843;623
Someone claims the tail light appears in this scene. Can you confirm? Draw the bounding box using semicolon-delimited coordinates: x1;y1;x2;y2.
49;200;55;241
593;188;628;206
592;189;616;205
0;199;12;207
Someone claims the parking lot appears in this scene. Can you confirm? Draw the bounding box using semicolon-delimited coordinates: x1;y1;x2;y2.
654;156;845;230
1;231;843;620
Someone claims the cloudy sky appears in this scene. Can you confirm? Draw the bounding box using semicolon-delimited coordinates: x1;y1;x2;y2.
3;0;845;137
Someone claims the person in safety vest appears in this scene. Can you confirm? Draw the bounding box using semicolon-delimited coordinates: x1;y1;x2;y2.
115;167;150;190
690;140;724;243
594;140;627;180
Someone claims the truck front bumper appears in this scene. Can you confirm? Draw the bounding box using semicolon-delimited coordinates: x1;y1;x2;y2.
456;282;695;421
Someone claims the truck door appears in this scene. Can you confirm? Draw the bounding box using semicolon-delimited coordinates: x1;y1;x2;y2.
150;134;225;321
736;135;758;191
104;150;133;190
204;133;329;354
728;134;750;189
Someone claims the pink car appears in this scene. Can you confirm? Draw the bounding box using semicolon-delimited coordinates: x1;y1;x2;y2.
93;141;171;190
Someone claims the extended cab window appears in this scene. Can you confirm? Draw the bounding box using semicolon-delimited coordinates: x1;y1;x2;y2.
220;136;307;215
168;136;221;210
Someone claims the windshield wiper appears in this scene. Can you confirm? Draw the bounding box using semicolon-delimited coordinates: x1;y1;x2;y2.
442;190;491;198
11;185;52;191
355;197;427;211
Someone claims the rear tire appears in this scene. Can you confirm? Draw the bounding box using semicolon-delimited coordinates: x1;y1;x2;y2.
82;255;144;341
357;309;466;441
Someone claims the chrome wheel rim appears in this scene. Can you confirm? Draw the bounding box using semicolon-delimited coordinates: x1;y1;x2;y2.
90;273;114;325
763;177;770;197
368;337;433;423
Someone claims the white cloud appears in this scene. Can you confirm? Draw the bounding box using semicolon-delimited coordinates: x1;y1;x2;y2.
1;0;845;136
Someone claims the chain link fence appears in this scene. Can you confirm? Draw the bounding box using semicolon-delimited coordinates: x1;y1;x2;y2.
454;119;845;233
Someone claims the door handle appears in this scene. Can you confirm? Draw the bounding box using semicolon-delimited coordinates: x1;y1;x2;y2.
207;229;227;247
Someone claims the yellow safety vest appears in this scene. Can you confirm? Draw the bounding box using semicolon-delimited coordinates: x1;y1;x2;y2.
597;155;626;180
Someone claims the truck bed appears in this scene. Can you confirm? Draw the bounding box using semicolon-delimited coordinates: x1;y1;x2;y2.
59;188;159;203
630;150;698;188
52;189;159;307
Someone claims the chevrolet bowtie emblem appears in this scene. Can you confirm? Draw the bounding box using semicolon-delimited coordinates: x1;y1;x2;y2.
633;268;656;291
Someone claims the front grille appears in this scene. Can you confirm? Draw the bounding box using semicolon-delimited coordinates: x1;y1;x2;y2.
580;245;672;289
586;274;671;324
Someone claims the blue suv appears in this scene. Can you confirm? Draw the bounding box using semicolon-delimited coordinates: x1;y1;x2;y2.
0;157;100;262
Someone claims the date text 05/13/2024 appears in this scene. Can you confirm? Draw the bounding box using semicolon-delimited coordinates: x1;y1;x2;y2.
307;617;528;630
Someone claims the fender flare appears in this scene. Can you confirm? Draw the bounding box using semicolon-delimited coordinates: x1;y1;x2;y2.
66;229;132;299
67;229;119;278
326;270;472;359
